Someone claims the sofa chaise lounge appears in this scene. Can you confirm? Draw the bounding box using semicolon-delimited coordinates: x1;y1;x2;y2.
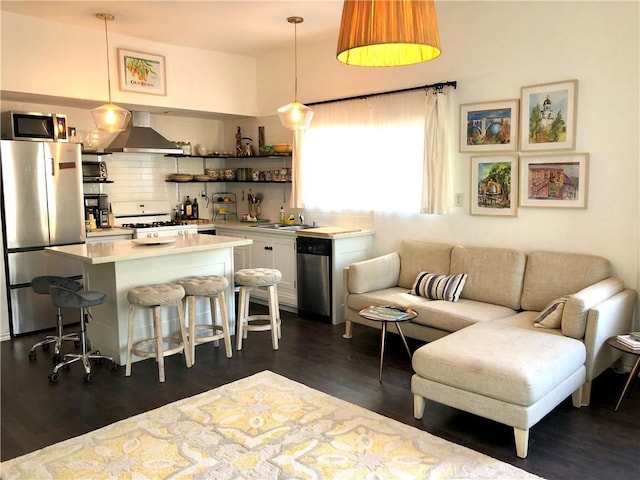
343;240;636;457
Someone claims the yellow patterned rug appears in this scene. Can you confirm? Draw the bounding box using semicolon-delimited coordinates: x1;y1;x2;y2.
1;371;542;479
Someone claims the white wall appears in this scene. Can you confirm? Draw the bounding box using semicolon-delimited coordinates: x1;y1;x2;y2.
258;1;639;328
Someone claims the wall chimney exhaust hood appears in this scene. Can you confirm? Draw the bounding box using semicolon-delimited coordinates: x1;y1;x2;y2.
104;111;182;154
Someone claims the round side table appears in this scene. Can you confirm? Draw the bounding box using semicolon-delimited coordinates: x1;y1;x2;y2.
607;336;640;411
359;306;417;383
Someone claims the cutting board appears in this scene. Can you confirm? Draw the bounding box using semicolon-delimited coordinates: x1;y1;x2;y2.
299;226;362;237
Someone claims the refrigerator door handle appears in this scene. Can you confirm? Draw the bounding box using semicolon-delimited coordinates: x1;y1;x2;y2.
50;157;55;175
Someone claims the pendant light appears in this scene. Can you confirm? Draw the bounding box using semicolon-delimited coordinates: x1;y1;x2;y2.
278;16;314;130
336;0;442;67
91;13;131;132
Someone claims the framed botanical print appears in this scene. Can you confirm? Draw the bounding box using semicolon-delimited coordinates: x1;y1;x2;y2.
520;80;577;151
519;153;588;208
470;155;519;216
460;99;519;152
118;48;167;96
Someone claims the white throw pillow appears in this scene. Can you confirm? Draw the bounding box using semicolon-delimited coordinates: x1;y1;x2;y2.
410;272;467;302
533;297;568;329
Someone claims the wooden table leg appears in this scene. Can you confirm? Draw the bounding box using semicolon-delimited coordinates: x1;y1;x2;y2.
615;355;640;411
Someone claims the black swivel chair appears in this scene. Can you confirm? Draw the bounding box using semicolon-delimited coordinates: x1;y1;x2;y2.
28;276;82;363
48;285;118;383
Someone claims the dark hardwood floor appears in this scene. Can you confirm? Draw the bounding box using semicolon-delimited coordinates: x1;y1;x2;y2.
2;307;639;479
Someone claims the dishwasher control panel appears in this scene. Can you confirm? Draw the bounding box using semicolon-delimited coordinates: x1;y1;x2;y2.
296;236;332;255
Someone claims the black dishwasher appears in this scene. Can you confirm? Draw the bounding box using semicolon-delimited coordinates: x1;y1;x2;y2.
296;236;332;323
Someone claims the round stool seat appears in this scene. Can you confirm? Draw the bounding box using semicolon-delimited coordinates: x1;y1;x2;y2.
127;283;185;307
235;268;282;287
175;275;229;296
50;287;106;309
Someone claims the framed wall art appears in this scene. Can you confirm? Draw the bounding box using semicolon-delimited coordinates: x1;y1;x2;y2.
519;153;588;208
470;155;519;216
118;48;166;96
520;80;577;151
460;99;519;152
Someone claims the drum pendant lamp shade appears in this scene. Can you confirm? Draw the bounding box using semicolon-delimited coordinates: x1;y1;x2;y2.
337;0;442;67
91;13;130;132
278;16;314;130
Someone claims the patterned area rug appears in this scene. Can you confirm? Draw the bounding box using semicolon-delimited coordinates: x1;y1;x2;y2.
1;371;542;479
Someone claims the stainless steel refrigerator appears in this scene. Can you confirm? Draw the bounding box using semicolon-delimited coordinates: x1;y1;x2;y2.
1;140;85;335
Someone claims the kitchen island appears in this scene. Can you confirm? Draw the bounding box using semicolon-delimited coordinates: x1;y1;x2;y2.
46;234;252;365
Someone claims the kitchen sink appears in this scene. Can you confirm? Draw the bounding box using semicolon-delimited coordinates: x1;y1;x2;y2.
252;223;285;229
250;223;316;231
277;225;314;231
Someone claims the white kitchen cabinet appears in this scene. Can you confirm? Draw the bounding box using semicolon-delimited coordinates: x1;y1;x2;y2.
248;232;296;306
215;227;297;307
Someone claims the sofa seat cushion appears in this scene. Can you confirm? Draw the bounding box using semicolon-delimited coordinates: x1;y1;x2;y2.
412;321;586;406
347;289;516;332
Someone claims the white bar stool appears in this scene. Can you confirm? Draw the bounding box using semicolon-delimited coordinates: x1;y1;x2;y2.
174;275;232;364
234;268;282;350
125;283;191;382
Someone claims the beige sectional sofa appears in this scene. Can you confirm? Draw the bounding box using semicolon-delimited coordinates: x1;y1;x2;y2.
343;240;636;457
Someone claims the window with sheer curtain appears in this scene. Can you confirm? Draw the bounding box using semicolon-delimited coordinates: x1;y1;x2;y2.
296;88;453;214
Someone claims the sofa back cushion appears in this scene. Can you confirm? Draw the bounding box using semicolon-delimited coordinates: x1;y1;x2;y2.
520;251;611;312
450;246;526;310
398;240;452;290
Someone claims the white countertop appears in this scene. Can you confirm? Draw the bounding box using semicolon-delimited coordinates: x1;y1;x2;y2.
47;234;252;264
213;220;375;238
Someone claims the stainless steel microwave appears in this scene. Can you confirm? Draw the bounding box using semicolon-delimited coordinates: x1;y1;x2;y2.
1;111;68;142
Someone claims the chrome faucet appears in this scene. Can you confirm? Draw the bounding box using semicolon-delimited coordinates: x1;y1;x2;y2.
298;214;304;225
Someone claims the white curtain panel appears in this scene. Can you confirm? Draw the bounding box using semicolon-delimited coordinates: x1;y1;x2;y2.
422;87;454;215
300;88;454;213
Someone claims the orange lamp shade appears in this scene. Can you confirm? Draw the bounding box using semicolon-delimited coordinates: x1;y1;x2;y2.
337;0;442;67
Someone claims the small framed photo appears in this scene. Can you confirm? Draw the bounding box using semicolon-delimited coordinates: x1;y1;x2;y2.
118;48;166;96
460;100;519;152
520;80;577;151
470;155;519;216
519;153;588;208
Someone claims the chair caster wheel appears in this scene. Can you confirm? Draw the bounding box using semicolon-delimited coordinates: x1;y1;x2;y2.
48;373;59;383
52;353;61;364
83;373;92;383
28;350;37;361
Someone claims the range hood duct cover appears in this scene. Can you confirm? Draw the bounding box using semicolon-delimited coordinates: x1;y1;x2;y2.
104;111;182;154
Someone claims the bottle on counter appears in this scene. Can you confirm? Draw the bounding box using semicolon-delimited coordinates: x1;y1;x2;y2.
184;196;193;218
192;197;199;219
279;206;285;223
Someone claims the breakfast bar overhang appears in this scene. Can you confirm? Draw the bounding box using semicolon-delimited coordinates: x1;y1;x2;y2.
46;234;252;365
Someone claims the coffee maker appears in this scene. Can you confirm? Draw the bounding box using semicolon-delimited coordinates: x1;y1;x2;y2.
83;194;109;228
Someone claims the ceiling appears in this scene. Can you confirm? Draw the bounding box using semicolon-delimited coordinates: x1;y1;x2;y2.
0;1;346;57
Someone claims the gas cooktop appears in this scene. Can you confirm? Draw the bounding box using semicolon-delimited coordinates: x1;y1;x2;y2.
122;221;188;229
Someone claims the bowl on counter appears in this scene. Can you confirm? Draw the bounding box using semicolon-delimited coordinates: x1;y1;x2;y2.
272;143;292;154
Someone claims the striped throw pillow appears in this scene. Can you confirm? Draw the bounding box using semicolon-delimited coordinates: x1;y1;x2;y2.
533;297;568;329
410;272;467;302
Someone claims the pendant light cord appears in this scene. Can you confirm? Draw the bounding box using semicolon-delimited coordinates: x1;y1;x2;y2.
293;19;298;102
97;13;115;104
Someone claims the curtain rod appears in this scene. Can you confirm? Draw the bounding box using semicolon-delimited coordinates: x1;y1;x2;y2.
307;80;457;107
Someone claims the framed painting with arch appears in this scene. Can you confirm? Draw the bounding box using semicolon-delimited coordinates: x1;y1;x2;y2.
460;99;519;152
470;155;519;216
